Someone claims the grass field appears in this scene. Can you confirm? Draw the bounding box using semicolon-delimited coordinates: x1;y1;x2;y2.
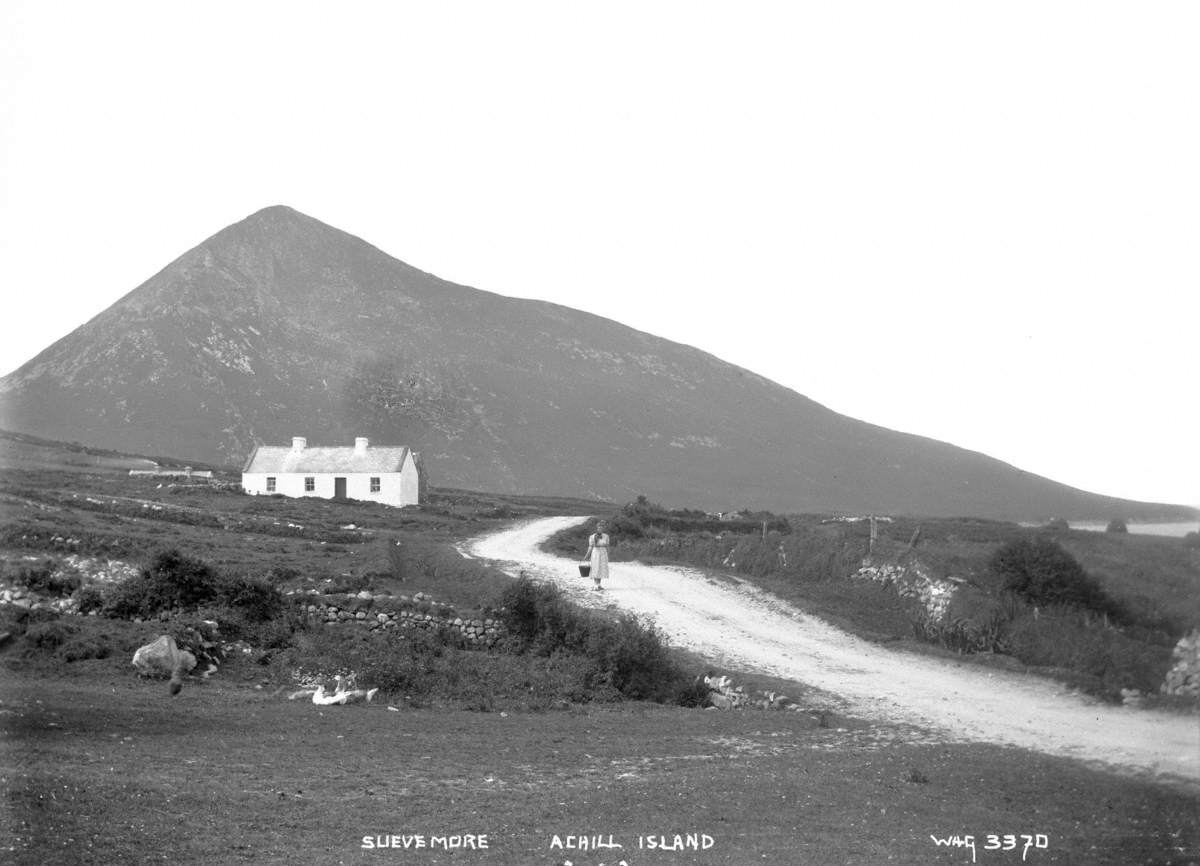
5;661;1198;866
2;451;1198;864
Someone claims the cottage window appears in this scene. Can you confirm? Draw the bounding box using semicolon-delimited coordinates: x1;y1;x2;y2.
305;477;315;492
266;477;276;492
370;477;381;493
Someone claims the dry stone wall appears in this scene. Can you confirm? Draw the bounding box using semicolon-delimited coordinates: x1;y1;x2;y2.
0;558;506;649
294;590;506;648
0;553;138;614
852;559;961;622
0;584;72;612
1161;629;1200;697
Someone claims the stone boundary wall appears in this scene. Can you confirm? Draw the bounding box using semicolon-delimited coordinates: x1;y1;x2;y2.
293;590;506;648
0;554;140;614
851;559;962;622
0;557;507;648
1161;629;1200;697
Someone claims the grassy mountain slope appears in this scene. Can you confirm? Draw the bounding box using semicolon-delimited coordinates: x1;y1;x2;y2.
1;205;1192;521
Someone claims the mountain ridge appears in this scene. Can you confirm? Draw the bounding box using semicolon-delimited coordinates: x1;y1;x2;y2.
1;205;1192;522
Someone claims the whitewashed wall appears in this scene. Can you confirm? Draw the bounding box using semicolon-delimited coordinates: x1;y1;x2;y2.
242;455;420;507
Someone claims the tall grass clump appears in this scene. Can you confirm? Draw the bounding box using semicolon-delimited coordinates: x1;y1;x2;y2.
282;623;634;711
283;625;460;696
1004;607;1173;699
16;616;120;663
912;589;1018;655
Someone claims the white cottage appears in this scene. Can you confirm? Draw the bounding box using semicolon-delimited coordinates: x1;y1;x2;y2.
241;437;425;507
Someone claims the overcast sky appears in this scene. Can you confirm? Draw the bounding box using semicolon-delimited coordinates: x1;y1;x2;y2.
2;2;1197;507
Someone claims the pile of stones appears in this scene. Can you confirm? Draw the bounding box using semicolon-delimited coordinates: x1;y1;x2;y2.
0;584;69;613
0;554;139;615
1161;629;1200;697
852;560;961;621
702;673;800;711
57;554;140;585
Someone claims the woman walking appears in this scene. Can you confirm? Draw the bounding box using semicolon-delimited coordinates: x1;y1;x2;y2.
585;520;611;591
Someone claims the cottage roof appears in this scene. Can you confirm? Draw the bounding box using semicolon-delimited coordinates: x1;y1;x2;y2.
243;445;412;475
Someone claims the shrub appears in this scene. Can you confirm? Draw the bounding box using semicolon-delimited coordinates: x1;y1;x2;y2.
24;620;76;650
496;576;690;703
10;560;82;597
104;549;222;618
20;618;113;662
1106;518;1129;534
282;626;455;696
184;601;299;650
583;613;681;700
1184;532;1200;550
103;550;284;625
279;624;643;710
239;608;302;650
1044;518;1070;532
609;512;646;539
673;677;713;708
1005;607;1172;699
266;565;302;585
58;634;111;662
73;584;105;615
217;574;284;622
990;537;1119;617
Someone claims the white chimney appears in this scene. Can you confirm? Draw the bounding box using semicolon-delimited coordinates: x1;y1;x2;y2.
354;437;368;453
292;437;306;451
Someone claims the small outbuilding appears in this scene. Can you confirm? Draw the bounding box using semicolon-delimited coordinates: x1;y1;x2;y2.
241;437;425;507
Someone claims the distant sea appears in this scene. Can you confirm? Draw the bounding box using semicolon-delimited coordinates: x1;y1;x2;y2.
1068;521;1199;538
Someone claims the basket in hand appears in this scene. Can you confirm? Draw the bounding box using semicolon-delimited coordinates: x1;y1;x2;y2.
578;562;591;578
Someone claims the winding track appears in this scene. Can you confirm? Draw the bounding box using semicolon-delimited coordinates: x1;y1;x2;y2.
466;516;1200;783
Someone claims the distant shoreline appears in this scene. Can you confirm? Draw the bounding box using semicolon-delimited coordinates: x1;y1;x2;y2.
1068;521;1199;538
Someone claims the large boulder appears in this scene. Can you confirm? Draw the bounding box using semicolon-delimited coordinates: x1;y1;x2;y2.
132;635;197;679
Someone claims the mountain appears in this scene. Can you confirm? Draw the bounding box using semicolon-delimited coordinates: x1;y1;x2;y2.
0;205;1192;522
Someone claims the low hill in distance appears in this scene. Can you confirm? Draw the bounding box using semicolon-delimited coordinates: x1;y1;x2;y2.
1;205;1193;522
0;429;226;476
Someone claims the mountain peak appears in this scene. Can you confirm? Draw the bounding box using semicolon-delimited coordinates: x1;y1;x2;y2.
250;204;303;218
222;204;334;240
2;207;1192;522
188;204;383;290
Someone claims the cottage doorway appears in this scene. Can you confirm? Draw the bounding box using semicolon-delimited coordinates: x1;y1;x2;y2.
334;477;347;499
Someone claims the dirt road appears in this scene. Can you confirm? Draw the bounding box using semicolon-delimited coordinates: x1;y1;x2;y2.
466;516;1200;783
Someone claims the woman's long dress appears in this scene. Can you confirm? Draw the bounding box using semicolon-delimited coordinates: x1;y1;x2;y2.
589;533;610;581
